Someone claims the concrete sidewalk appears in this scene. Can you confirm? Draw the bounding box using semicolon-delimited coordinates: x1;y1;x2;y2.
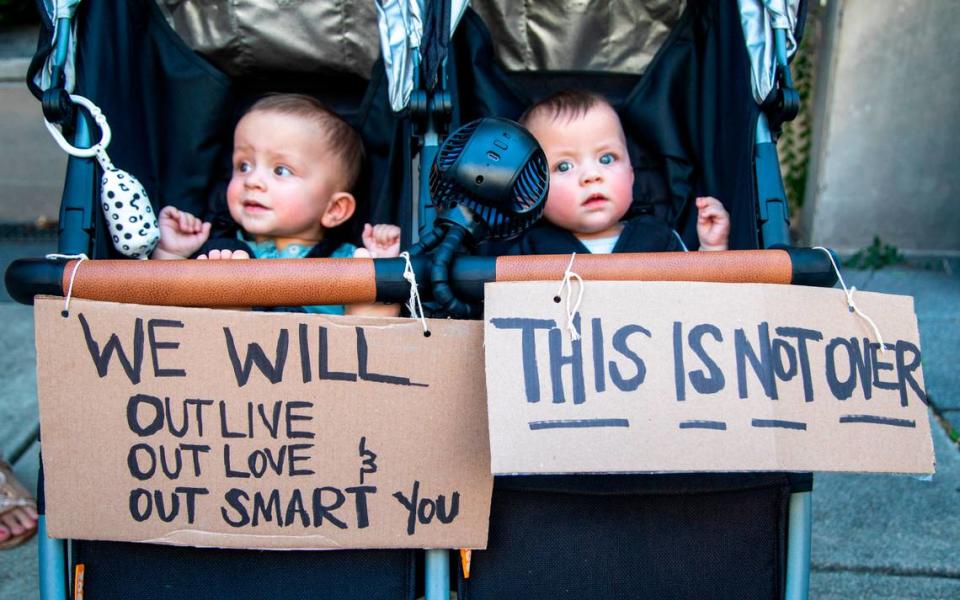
0;249;48;600
0;26;58;597
808;264;960;598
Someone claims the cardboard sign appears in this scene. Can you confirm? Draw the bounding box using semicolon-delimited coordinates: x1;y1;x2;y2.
484;281;935;476
34;297;493;550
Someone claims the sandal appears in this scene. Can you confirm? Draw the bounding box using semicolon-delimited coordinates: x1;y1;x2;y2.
0;458;37;549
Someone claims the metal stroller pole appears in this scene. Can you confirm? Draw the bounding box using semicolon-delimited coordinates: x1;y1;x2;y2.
785;491;812;599
45;13;99;258
425;548;449;600
56;116;99;256
755;113;791;248
37;15;84;599
758;21;811;600
38;517;68;600
413;0;455;592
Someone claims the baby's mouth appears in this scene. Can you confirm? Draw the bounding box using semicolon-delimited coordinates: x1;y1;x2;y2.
582;193;607;207
242;199;270;212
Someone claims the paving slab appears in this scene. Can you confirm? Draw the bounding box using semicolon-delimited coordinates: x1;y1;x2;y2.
810;570;960;599
942;410;960;439
810;264;960;600
811;413;959;577
0;440;39;600
841;266;960;320
0;239;48;600
0;303;39;459
918;319;960;414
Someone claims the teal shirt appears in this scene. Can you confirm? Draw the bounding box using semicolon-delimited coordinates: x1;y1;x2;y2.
245;236;357;314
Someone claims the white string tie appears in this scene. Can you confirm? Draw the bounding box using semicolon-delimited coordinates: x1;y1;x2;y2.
45;253;89;316
814;246;886;353
553;253;584;341
400;252;430;336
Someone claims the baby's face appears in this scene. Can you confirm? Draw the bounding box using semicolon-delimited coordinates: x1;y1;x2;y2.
226;110;342;243
525;104;634;240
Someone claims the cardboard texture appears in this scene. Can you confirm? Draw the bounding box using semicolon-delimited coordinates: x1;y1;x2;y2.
484;281;935;476
34;297;493;550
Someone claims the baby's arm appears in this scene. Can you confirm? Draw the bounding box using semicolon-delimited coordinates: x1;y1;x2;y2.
151;206;212;259
695;196;730;252
348;223;402;316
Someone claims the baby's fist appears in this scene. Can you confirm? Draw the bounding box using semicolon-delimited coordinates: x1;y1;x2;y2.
152;206;211;259
695;196;730;252
361;223;401;259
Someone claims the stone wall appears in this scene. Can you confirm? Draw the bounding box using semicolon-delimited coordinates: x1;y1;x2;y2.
800;0;960;255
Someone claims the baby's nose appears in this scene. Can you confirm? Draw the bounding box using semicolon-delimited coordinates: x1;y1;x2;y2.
244;168;267;188
581;166;603;184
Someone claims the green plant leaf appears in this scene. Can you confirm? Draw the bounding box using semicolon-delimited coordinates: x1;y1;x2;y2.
844;236;905;270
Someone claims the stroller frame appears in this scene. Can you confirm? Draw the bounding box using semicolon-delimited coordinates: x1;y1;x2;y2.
20;1;816;598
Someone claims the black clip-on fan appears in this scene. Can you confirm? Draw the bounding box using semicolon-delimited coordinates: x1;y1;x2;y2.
410;117;549;317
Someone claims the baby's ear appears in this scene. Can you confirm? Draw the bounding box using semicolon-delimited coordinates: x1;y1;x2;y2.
321;192;356;229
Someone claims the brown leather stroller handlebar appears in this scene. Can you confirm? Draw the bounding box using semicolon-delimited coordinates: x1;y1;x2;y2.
68;258;379;308
5;248;837;307
495;250;795;284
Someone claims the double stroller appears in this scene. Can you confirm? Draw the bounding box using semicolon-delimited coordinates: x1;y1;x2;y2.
12;0;825;598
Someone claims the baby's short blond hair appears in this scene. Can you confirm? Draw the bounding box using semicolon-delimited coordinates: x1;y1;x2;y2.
247;94;365;190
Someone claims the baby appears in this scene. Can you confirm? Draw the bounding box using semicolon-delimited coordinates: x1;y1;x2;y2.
152;93;399;314
514;90;729;254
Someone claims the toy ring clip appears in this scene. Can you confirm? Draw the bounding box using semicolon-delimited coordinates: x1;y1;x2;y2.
43;94;112;158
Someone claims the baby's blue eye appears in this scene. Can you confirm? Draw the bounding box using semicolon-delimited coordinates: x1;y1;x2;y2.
599;153;615;165
237;161;252;173
556;161;573;173
274;165;292;176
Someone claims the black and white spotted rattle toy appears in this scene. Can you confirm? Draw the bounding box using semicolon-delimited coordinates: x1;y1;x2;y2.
45;95;160;259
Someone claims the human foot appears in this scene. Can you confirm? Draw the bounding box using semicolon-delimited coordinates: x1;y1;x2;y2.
0;459;37;549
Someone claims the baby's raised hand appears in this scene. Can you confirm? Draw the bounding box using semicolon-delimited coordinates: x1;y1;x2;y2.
357;223;401;259
152;206;212;259
695;196;730;251
350;223;403;317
